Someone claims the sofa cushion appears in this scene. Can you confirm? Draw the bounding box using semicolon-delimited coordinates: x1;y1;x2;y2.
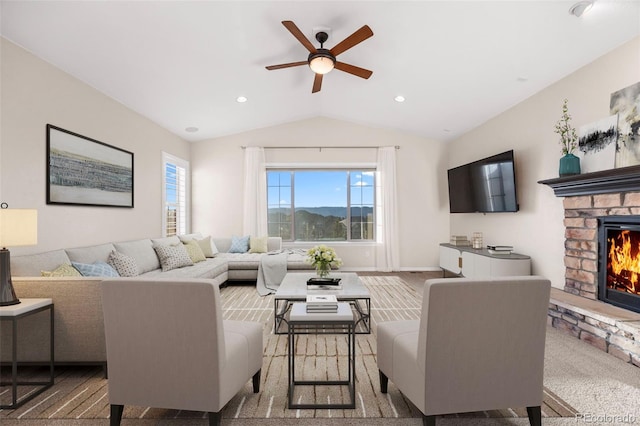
183;240;206;263
216;252;264;269
66;243;116;264
249;236;268;253
229;235;250;253
154;244;193;272
178;232;203;242
113;239;160;274
72;261;120;277
152;236;181;246
11;249;71;277
41;263;82;277
180;234;219;257
108;250;139;277
140;257;228;279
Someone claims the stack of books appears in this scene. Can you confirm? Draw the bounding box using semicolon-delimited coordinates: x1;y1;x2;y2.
306;294;338;313
450;235;471;246
486;245;514;255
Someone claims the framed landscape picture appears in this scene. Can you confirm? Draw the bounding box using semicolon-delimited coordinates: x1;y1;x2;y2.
47;124;134;207
576;114;618;173
610;81;640;168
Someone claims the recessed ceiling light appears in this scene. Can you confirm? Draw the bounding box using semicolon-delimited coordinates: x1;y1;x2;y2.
517;76;529;82
443;129;451;133
394;95;405;103
185;127;199;133
236;96;248;103
569;1;594;17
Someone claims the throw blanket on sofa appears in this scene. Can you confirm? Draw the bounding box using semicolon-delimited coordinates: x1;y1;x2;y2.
256;249;308;296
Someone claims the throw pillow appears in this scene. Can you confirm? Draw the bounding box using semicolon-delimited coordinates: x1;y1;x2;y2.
249;236;269;253
228;235;250;253
108;250;139;277
196;236;219;257
71;261;120;277
154;243;194;272
41;263;82;277
183;240;206;263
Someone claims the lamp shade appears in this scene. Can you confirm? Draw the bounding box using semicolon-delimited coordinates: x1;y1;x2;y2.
0;209;38;247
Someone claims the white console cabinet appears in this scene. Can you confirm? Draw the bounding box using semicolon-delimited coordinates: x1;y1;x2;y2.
439;243;531;279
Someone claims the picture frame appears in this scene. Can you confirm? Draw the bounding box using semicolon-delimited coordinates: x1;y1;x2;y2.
46;124;134;207
576;114;618;174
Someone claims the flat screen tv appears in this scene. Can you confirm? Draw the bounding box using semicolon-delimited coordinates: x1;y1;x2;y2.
447;150;519;213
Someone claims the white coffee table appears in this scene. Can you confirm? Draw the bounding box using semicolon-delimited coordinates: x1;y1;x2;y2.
274;272;370;334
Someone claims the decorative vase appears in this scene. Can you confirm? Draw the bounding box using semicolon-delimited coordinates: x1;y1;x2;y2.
316;263;331;278
559;153;581;177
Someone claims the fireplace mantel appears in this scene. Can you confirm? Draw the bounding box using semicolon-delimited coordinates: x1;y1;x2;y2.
538;165;640;197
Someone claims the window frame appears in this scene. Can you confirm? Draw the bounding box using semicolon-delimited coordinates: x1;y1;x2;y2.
266;166;376;243
162;152;190;237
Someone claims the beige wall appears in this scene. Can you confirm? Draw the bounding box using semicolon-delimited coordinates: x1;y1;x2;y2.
191;117;449;270
0;38;190;255
447;36;640;289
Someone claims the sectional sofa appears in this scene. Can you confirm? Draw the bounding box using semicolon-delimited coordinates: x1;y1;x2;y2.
2;233;312;366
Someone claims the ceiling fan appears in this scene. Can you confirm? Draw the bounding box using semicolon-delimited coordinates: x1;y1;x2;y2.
266;21;374;93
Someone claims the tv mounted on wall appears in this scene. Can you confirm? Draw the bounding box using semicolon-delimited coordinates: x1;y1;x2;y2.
447;150;519;213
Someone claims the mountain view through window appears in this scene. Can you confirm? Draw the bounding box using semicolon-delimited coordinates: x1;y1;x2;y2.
267;170;375;242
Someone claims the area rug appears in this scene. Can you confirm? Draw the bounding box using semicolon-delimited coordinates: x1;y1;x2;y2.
0;275;577;422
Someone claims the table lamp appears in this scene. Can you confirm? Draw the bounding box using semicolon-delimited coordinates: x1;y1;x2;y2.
0;206;38;306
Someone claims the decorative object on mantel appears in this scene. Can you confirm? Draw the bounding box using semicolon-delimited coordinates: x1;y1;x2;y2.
576;114;618;173
0;203;38;306
610;81;640;168
555;99;581;177
306;244;343;278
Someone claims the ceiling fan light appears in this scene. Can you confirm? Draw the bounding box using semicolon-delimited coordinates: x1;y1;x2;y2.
309;56;335;74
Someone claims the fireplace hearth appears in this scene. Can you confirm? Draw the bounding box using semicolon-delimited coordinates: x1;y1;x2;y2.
599;216;640;314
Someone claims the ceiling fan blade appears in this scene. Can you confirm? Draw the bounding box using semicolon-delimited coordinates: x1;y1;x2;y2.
329;25;373;57
265;61;308;70
312;73;323;93
282;20;317;53
334;62;373;79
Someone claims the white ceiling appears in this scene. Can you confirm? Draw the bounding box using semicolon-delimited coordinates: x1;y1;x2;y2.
1;1;639;142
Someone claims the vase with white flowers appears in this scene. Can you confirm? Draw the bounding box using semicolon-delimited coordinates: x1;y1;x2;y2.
306;245;343;278
555;99;581;177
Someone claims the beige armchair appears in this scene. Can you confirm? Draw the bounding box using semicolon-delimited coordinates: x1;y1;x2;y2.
101;278;263;426
377;276;551;426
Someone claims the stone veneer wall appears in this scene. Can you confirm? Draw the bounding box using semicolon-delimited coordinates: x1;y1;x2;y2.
548;190;640;367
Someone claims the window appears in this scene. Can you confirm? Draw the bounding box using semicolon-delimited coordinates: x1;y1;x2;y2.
267;169;375;242
162;153;189;236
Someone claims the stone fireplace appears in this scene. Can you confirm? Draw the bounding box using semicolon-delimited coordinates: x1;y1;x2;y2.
540;166;640;367
598;216;640;313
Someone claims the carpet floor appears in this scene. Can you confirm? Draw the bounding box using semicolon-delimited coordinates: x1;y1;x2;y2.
2;273;639;425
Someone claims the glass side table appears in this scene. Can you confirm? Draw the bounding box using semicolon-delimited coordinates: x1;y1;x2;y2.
1;298;54;409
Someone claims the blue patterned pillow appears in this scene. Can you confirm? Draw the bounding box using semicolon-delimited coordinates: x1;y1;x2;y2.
228;235;250;253
72;261;120;277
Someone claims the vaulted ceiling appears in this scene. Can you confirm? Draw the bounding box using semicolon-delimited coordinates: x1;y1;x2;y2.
1;1;639;142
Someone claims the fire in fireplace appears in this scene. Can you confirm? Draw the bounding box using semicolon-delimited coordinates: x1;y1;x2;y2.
598;216;640;313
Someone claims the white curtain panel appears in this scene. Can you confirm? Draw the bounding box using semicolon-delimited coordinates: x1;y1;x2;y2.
376;146;400;271
242;147;267;236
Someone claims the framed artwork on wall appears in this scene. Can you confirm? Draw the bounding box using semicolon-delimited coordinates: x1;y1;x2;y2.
576;114;618;174
610;81;640;168
46;124;134;207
